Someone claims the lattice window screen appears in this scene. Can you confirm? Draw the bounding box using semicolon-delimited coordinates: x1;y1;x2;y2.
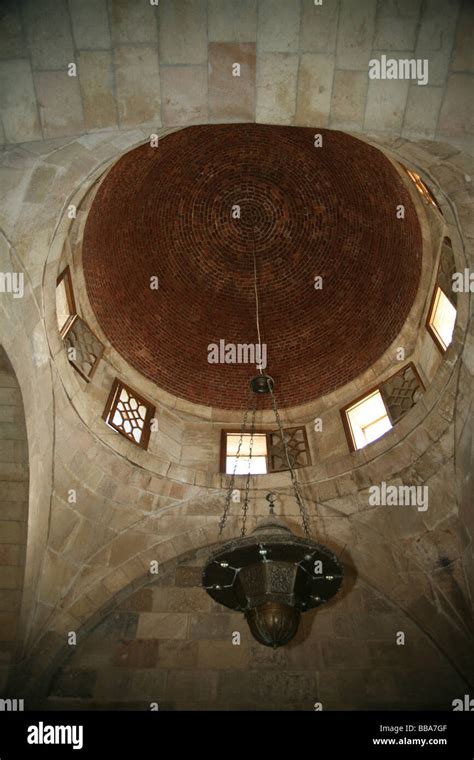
379;365;424;425
267;427;310;472
63;316;104;381
103;379;155;449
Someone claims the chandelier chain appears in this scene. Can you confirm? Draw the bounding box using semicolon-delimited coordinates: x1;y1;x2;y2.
252;226;263;376
269;384;312;537
241;400;257;537
218;405;251;536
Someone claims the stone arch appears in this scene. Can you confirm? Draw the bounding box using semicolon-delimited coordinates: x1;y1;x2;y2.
20;545;471;710
0;346;29;693
0;230;55;672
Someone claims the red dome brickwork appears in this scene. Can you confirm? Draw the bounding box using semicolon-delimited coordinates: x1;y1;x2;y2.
82;125;422;409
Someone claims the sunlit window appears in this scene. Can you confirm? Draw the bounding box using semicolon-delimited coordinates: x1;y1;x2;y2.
225;433;268;474
222;428;311;474
405;168;441;213
56;267;76;336
428;286;456;351
344;390;392;451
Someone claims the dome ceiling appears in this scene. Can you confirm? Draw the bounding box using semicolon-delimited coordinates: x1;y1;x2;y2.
82;125;422;409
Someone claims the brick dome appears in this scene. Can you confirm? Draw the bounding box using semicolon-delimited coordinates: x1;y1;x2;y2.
83;125;422;409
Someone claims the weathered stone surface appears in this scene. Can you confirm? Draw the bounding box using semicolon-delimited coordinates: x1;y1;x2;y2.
336;0;377;70
373;12;419;51
175;566;202;587
114;46;161;128
208;0;257;42
438;74;474;139
0;588;20;611
137;612;188;640
93;668;133;700
0;61;42;143
95;612;139;640
209;43;256;122
376;0;422;18
23;0;75;70
0;612;17;640
320;639;371;668
451;1;474;72
0;520;26;543
0;1;27;58
49;668;97;698
364;79;409;131
300;0;340;53
258;0;300;53
197;639;249;669
128;669;167;701
152;587;211;613
78;51;117;131
166;668;218;702
0;545;24;566
34;71;85;138
117;588;153;612
160;66;207;126
256;53;298;124
295;53;335;127
109;0;158;44
415;0;460;87
0;566;23;589
403;85;444;138
158;0;207;65
156;639;198;669
112;639;159;668
69;0;111;49
188;612;236;640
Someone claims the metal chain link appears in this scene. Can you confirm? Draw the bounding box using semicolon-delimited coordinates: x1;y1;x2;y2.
218;404;251;536
269;383;312;537
241;398;257;537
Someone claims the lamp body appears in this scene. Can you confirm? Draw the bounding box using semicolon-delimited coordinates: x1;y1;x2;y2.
203;517;343;647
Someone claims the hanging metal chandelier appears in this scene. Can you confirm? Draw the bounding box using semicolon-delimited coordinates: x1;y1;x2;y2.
202;374;343;648
202;229;343;648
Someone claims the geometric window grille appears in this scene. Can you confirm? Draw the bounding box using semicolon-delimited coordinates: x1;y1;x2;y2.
103;378;155;449
379;363;425;425
267;427;310;472
221;427;310;474
63;316;104;382
404;167;442;214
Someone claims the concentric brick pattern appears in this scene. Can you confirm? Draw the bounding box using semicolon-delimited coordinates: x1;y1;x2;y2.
83;125;422;409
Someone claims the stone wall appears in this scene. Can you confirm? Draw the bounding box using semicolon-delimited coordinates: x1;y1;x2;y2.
0;0;472;150
0;347;29;692
45;552;467;711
